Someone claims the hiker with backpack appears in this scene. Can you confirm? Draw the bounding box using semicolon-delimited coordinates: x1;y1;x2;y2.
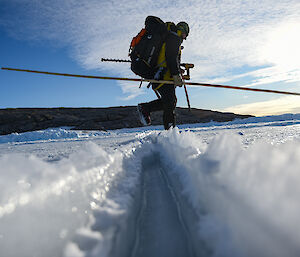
129;16;189;130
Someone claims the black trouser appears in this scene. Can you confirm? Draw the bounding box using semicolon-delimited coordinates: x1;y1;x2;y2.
142;84;177;130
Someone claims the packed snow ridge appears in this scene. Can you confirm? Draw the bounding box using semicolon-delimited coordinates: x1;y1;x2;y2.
0;113;300;257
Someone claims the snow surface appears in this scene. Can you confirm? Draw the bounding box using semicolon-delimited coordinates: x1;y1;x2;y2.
0;114;300;257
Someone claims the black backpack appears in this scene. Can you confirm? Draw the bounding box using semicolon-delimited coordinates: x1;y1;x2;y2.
129;16;168;79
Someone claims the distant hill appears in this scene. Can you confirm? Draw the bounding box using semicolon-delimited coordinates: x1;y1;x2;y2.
0;107;253;135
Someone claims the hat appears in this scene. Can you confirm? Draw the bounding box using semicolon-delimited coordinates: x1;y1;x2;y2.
177;21;189;36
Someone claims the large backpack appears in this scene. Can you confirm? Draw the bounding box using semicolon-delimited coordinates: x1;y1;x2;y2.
129;16;168;79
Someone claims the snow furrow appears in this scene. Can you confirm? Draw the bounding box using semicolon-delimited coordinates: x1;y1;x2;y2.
159;164;196;257
130;153;195;257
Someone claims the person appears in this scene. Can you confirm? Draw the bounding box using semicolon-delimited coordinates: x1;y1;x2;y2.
137;18;190;130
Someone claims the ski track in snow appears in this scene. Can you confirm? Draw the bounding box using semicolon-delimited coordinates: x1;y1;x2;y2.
0;115;300;257
130;153;195;257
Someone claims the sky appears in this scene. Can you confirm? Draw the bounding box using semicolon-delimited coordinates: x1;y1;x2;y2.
0;0;300;116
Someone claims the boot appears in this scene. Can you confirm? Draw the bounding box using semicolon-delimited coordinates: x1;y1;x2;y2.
137;104;151;126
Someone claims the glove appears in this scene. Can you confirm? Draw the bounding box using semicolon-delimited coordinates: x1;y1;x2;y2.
173;74;183;87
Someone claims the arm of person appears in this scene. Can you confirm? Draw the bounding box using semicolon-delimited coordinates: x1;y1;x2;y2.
165;33;182;76
165;33;183;86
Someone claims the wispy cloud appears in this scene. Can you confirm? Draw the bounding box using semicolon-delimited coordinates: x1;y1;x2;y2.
1;0;300;105
223;96;300;116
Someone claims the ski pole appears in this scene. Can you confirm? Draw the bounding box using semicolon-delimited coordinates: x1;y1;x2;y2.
2;67;300;96
183;83;191;111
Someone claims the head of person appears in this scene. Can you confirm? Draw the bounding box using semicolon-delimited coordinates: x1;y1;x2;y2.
176;21;189;40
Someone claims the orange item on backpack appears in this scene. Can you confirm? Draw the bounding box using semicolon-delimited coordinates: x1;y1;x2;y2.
130;28;147;51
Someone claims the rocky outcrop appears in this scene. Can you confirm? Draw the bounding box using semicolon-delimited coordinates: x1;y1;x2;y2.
0;107;253;135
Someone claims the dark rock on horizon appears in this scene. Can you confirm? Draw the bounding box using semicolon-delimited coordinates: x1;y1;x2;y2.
0;106;253;135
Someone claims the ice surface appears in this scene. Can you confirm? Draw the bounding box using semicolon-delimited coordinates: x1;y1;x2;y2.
0;114;299;257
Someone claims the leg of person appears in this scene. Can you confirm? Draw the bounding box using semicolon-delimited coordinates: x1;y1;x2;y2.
157;84;177;130
142;99;163;113
137;84;164;126
142;67;169;114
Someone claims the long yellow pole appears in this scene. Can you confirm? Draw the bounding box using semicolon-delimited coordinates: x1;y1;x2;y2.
2;67;300;96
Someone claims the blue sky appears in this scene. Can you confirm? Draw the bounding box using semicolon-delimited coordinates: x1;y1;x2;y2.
1;0;300;116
